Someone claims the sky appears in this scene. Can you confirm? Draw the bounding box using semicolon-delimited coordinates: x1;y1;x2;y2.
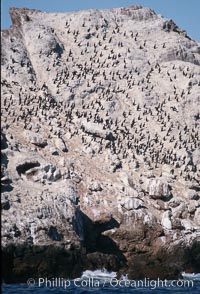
1;0;200;42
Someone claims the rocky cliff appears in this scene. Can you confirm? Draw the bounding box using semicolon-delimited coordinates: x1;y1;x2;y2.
1;5;200;282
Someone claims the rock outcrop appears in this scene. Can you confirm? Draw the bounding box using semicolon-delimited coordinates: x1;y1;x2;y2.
1;5;200;282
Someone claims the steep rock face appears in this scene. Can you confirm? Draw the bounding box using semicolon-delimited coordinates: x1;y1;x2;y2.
1;5;200;281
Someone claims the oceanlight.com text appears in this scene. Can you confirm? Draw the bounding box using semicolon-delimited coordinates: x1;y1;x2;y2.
27;277;194;290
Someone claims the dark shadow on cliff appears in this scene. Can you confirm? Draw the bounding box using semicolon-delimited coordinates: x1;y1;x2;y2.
73;209;126;264
184;241;200;273
1;179;13;193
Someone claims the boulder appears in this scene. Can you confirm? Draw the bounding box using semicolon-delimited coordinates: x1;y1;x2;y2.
24;131;47;147
181;219;195;231
147;178;171;200
161;210;172;230
89;181;102;192
81;120;115;141
54;137;68;152
121;197;143;210
188;190;200;200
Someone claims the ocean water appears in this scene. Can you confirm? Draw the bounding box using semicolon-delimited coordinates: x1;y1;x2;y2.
2;269;200;294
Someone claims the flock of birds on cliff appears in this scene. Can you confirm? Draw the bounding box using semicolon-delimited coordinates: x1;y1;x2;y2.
1;13;200;185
